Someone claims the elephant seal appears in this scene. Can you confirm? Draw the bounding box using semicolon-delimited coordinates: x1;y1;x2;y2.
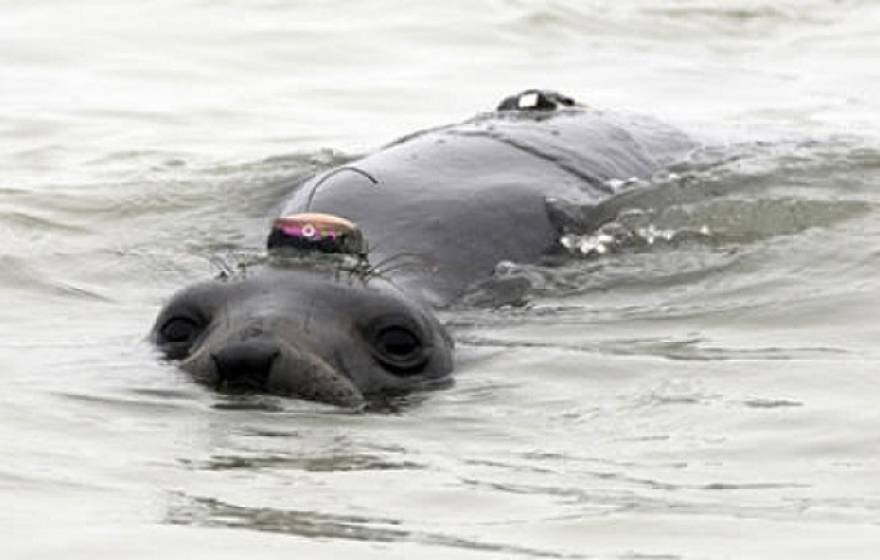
152;90;695;408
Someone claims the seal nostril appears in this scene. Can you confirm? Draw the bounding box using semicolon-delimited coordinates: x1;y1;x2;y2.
211;342;280;391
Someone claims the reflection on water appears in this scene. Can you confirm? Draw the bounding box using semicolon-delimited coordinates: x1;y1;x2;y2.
167;493;593;559
179;452;423;472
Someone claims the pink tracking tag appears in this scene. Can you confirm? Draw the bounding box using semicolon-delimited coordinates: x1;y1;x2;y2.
267;212;366;256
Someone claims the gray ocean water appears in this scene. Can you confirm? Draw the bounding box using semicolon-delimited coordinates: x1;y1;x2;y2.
3;1;880;558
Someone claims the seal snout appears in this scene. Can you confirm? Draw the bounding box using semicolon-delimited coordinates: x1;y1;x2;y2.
205;336;366;408
211;341;280;392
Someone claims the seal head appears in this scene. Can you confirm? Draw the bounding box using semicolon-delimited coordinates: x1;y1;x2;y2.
151;266;453;408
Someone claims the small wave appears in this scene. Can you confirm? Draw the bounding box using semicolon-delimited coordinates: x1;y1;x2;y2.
501;0;841;44
454;334;849;362
0;209;91;235
457;137;880;304
644;3;829;26
0;255;112;301
557;197;871;258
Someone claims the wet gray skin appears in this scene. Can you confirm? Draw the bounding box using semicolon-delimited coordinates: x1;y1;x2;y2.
152;266;454;408
153;90;696;408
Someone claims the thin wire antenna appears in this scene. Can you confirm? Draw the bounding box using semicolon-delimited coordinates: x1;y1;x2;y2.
340;253;374;283
305;165;378;211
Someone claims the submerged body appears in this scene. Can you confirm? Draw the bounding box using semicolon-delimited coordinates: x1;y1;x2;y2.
152;91;696;407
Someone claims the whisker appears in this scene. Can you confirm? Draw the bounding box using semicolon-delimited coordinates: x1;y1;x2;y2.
209;255;235;280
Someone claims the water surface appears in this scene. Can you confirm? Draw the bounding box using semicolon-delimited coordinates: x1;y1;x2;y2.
2;1;880;558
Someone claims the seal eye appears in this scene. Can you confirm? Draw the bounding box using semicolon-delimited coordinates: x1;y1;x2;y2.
161;317;202;343
158;317;205;359
379;327;420;357
372;326;427;374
